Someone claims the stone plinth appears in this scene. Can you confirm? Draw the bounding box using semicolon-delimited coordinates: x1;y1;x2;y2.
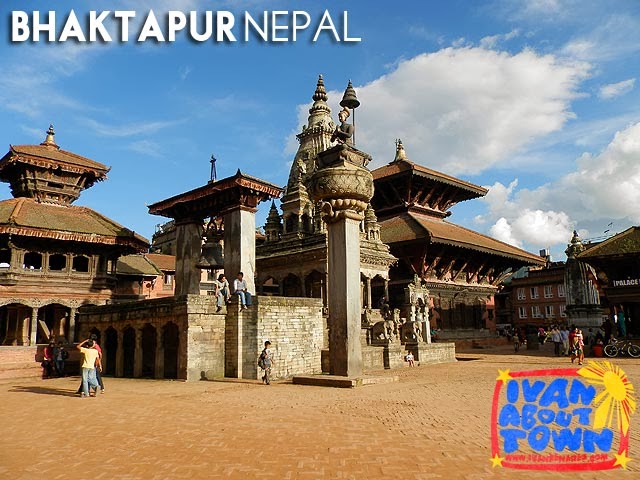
384;343;406;369
292;374;399;388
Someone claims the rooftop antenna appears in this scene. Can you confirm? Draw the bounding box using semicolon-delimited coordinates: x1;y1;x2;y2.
210;154;217;182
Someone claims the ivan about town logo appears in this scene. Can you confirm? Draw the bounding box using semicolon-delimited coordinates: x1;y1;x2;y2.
490;361;636;471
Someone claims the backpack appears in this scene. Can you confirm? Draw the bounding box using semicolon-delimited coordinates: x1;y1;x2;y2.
257;352;265;369
61;349;69;360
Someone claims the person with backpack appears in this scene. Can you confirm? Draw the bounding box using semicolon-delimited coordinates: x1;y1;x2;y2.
258;341;273;385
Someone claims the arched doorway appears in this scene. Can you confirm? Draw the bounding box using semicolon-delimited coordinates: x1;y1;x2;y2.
104;327;118;376
163;322;179;379
0;303;32;345
305;270;324;299
282;273;302;297
122;327;135;378
261;276;279;296
38;304;70;343
142;323;157;378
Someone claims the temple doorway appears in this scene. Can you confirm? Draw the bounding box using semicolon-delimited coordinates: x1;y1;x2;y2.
104;327;118;376
163;322;179;379
122;327;135;377
141;323;157;378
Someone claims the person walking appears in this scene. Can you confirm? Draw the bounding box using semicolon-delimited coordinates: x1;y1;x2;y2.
551;326;562;356
569;327;584;365
76;338;102;397
233;272;252;309
560;326;569;356
258;341;273;385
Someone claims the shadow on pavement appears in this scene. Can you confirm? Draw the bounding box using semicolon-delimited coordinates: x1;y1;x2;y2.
9;385;77;397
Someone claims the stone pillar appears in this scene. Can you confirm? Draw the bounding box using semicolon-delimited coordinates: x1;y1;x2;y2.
67;308;77;343
365;277;372;309
29;307;38;346
155;326;165;379
223;206;257;294
116;330;124;377
134;327;143;377
309;144;373;378
175;217;203;296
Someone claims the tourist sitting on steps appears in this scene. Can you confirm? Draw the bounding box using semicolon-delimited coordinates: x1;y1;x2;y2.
233;272;252;309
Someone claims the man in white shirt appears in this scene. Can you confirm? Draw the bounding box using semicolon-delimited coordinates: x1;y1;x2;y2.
233;272;252;309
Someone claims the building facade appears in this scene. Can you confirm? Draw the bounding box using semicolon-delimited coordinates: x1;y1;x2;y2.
0;126;148;346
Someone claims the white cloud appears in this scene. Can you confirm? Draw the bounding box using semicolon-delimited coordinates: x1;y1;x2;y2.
128;139;163;158
481;122;640;252
561;14;640;61
490;217;521;247
480;29;520;49
599;78;635;99
83;118;183;137
288;47;588;175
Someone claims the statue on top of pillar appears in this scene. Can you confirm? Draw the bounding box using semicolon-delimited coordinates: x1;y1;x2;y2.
331;107;354;145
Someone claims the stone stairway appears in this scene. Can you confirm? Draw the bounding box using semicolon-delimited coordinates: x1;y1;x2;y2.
0;346;42;382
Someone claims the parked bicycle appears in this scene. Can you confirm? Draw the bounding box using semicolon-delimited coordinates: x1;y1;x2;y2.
603;337;640;358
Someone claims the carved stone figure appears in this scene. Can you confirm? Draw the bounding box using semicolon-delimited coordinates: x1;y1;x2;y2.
330;107;354;145
402;320;423;343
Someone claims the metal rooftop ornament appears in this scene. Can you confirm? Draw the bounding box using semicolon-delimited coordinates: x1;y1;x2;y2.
339;80;360;145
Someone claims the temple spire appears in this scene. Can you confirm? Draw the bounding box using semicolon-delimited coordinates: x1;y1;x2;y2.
312;74;328;102
41;124;59;149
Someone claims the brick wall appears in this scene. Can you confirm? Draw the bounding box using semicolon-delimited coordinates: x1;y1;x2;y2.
79;295;225;381
225;296;324;380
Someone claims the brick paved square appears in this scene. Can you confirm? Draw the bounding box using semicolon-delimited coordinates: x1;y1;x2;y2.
1;344;638;479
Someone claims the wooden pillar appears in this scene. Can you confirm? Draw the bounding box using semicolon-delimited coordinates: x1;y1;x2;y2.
365;276;372;309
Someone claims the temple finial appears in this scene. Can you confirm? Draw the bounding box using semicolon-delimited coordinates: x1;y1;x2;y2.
312;74;328;102
394;139;407;162
41;124;58;148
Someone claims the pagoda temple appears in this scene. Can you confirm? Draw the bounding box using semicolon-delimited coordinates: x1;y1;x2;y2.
0;126;148;347
371;140;545;331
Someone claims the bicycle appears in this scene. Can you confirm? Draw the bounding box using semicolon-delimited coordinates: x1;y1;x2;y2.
603;337;640;358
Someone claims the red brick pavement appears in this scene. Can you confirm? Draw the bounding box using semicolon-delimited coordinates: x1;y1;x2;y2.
1;342;638;479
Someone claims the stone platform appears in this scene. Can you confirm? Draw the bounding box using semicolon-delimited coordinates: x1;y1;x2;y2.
292;374;399;388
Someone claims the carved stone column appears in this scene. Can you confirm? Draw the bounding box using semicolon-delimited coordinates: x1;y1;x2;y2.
29;306;38;346
222;206;257;295
365;277;372;309
67;308;77;343
309;144;373;377
174;217;203;296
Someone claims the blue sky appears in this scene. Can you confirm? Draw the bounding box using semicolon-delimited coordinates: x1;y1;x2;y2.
1;0;639;260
